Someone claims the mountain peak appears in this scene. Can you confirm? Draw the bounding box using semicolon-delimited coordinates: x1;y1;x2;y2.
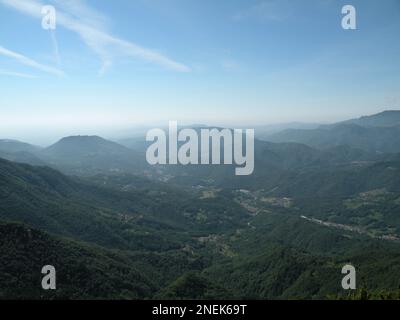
45;135;129;156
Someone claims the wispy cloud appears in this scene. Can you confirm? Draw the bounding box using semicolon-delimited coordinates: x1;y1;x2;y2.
50;29;61;66
233;0;292;23
0;69;37;78
53;0;110;30
0;46;64;76
0;0;191;73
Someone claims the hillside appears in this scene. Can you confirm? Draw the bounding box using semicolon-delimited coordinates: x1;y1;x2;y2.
0;157;248;249
0;156;178;250
0;150;46;166
0;221;154;299
0;140;45;166
338;110;400;128
118;137;380;188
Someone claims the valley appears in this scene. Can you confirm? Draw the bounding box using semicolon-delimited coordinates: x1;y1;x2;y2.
1;110;400;299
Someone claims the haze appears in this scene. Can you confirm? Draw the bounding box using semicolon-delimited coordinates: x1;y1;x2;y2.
1;0;400;145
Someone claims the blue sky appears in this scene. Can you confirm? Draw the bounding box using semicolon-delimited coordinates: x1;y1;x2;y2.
0;0;400;143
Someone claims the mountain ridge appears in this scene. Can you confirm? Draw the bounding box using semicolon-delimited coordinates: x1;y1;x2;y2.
266;110;400;152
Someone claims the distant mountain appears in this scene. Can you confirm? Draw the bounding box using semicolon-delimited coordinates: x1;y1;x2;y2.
117;131;382;189
0;139;42;154
254;140;378;169
267;110;400;153
44;135;129;156
40;135;148;176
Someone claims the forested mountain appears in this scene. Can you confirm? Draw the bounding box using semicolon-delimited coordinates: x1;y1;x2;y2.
0;157;249;249
39;136;149;176
0;133;380;181
1;110;400;299
1;152;400;299
266;111;400;153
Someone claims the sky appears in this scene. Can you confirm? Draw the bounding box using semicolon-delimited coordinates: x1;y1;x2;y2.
0;0;400;144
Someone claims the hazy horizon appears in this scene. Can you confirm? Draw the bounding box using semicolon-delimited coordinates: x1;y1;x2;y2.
0;108;399;146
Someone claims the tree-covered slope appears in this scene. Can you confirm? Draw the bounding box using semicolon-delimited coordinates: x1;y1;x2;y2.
0;221;155;299
0;157;249;251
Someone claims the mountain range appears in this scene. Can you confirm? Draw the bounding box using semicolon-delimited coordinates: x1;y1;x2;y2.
1;110;400;299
